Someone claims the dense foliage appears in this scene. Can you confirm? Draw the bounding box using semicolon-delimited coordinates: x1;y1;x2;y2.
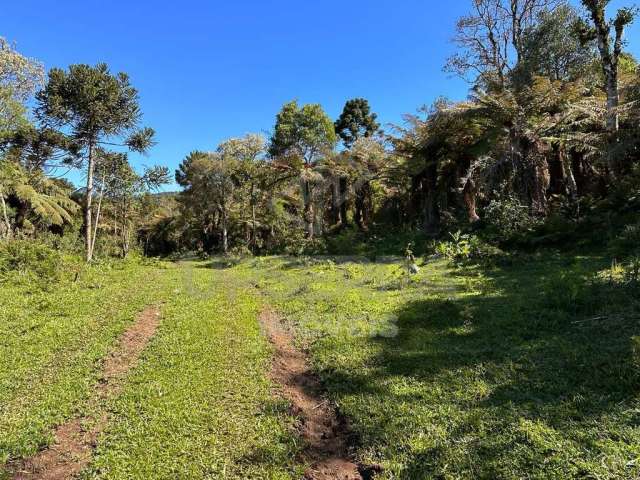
0;0;639;260
152;0;640;258
1;3;640;478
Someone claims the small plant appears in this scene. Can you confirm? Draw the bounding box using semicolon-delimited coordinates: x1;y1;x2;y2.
602;258;626;285
484;196;540;239
435;231;471;261
404;242;420;274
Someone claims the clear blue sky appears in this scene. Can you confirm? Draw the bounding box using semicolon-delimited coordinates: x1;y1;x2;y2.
4;0;639;189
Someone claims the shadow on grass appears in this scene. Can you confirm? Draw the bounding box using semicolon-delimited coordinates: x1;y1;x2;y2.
316;256;640;478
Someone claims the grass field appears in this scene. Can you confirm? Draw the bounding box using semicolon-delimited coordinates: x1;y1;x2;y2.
0;260;300;480
85;263;300;479
231;254;640;479
1;253;639;479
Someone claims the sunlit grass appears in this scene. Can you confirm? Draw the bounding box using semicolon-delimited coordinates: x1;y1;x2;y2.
85;264;299;479
0;260;177;463
233;254;640;479
3;253;639;479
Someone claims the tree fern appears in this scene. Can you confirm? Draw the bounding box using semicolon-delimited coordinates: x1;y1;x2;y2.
0;159;78;234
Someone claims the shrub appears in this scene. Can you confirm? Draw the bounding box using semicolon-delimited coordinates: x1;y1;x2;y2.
0;239;66;285
484;196;541;240
282;229;327;256
436;231;471;261
38;230;84;254
435;231;504;263
325;227;365;255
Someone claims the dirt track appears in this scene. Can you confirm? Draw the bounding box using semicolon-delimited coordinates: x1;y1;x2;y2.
260;308;382;480
9;306;161;480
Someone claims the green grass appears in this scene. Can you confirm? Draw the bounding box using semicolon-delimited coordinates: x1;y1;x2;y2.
1;259;299;480
0;259;177;463
230;253;640;479
2;251;640;479
84;263;299;479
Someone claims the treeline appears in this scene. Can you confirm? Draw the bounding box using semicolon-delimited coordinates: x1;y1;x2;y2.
1;0;640;261
0;46;169;261
159;0;639;256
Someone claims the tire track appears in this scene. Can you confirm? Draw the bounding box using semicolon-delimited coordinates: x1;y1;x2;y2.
6;306;162;480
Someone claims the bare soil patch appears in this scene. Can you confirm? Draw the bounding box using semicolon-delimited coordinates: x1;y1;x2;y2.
8;306;161;480
259;308;381;480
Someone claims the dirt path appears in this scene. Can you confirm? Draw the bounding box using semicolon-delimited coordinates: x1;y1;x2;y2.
259;308;382;480
8;306;162;480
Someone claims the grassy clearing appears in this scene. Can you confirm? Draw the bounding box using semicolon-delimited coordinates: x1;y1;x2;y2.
84;264;299;479
3;252;639;479
1;259;299;480
0;259;176;463
229;253;640;479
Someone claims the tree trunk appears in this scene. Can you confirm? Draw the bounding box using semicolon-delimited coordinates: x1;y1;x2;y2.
12;197;28;232
90;171;106;259
303;180;314;239
585;2;625;174
354;182;371;231
462;179;480;223
560;148;578;200
85;142;95;262
250;182;257;253
330;179;341;226
603;65;620;134
529;154;550;216
251;200;257;252
423;163;440;235
339;176;348;226
221;210;228;253
121;221;131;258
0;190;11;239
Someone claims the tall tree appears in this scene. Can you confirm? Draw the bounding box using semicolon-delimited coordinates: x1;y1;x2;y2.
175;151;219;251
515;3;596;83
217;134;266;251
174;139;273;254
97;157;169;258
577;0;636;173
0;37;44;102
333;98;381;228
334;98;380;148
35;63;155;261
269;100;336;238
446;0;559;88
349;136;386;230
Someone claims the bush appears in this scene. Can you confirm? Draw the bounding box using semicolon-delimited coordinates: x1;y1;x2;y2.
0;239;66;285
325;227;365;255
38;230;84;254
281;229;327;256
228;245;253;257
484;196;541;240
435;231;504;263
435;231;472;261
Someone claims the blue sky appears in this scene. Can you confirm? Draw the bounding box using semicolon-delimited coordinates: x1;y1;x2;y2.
4;0;639;189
